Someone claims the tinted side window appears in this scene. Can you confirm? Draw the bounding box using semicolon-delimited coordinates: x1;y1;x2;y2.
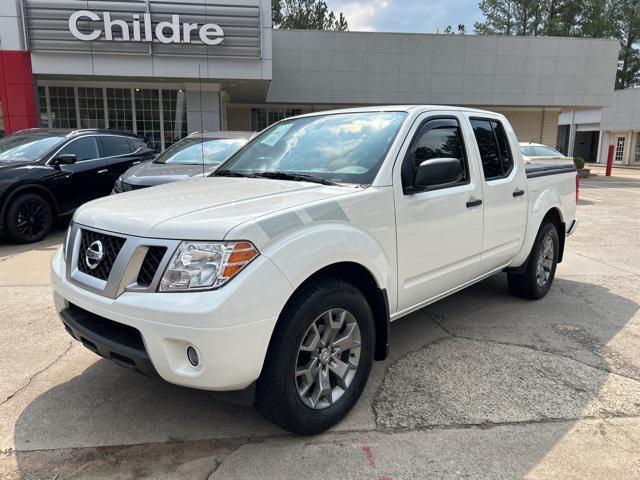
492;120;513;175
471;118;513;180
99;136;132;157
402;118;468;189
57;137;99;162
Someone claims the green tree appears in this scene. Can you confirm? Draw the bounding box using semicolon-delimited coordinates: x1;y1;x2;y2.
614;0;640;88
272;0;348;31
443;24;467;34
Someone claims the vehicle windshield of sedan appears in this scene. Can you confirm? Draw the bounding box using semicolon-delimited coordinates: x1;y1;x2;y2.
216;111;407;185
0;134;66;162
155;137;247;165
521;145;564;157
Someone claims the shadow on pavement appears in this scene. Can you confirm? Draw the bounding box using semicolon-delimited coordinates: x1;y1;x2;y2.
11;273;640;478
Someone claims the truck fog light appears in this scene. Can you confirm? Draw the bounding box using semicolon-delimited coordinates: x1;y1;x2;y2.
186;346;199;366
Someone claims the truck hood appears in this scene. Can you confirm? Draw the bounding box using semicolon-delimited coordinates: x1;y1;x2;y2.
74;176;352;239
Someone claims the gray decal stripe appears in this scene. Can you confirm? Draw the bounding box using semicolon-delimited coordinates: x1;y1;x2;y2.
306;202;349;222
258;212;303;239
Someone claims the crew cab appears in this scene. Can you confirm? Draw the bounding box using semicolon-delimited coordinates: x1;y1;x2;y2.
50;106;577;435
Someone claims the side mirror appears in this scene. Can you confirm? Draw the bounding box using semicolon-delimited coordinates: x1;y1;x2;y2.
52;154;77;167
413;157;463;190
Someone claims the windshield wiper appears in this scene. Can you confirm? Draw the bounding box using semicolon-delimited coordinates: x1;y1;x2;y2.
213;170;256;178
252;171;338;186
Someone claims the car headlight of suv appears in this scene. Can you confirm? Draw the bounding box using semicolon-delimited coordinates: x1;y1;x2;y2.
159;241;259;291
113;176;124;193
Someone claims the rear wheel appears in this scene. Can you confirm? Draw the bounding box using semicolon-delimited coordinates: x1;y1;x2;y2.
508;222;559;300
256;279;375;435
5;193;53;243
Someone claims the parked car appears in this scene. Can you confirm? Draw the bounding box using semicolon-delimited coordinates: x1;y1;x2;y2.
0;128;155;243
112;131;252;193
520;142;572;165
51;106;577;435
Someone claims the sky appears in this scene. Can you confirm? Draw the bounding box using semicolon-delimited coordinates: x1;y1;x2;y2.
323;0;483;34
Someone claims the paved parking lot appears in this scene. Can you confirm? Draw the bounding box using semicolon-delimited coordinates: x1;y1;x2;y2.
1;172;640;479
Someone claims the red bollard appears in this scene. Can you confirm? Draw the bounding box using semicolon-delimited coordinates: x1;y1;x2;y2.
605;144;614;177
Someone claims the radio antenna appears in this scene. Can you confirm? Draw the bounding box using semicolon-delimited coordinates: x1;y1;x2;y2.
199;63;205;178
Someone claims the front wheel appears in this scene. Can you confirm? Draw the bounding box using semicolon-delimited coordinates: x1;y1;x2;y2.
5;193;54;243
508;222;560;300
256;279;375;435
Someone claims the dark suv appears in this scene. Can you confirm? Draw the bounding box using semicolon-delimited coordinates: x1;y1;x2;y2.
0;129;155;243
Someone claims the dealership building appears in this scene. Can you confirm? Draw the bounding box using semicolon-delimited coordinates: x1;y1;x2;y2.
0;0;620;152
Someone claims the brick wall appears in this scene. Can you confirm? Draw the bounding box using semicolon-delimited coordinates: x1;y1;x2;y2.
495;109;560;148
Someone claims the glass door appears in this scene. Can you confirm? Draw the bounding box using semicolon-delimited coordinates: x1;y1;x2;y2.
614;135;626;164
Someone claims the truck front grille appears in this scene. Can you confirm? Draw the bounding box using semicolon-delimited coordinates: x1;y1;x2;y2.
137;246;167;287
77;229;126;281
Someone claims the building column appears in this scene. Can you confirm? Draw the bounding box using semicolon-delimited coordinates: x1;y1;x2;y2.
0;51;38;134
567;110;576;157
185;84;222;133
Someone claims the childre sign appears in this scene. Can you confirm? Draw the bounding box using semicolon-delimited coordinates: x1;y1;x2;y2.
68;10;225;46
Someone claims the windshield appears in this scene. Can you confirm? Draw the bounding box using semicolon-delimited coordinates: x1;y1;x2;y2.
0;135;66;162
155;137;247;165
521;145;564;157
215;112;407;185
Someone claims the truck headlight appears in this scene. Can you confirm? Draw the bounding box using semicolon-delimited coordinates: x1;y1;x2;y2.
159;241;259;291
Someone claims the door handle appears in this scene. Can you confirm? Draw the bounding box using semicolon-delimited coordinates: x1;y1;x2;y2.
97;169;109;174
466;198;483;208
513;189;525;197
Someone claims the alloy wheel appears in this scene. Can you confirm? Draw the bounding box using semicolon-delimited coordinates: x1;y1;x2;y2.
295;308;361;410
15;199;49;240
536;233;555;288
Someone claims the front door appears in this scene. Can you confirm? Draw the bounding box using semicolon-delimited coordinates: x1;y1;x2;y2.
394;114;484;312
47;136;110;213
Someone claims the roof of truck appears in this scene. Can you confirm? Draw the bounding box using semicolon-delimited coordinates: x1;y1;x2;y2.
293;105;501;119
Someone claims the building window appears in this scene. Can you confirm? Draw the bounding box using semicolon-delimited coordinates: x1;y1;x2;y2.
250;108;301;131
37;85;189;151
78;87;106;129
48;86;77;128
635;133;640;163
37;86;48;127
135;89;161;151
106;88;134;133
161;90;187;149
615;136;625;164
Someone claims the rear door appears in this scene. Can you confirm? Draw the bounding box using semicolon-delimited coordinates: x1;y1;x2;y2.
98;135;141;187
467;115;528;271
393;113;485;312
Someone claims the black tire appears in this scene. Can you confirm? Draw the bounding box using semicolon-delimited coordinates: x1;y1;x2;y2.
508;221;560;300
5;193;54;244
256;278;375;435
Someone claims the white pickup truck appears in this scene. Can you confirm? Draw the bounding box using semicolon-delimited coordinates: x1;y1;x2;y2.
51;106;577;435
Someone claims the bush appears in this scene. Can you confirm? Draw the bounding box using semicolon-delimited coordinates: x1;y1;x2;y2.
574;156;585;169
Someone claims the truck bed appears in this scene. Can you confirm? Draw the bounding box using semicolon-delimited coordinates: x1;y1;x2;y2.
525;161;576;179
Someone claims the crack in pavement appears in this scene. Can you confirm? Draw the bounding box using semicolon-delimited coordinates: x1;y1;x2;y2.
0;342;73;407
422;310;640;384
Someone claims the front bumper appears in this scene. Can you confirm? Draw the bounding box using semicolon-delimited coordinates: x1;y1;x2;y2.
51;247;293;391
567;218;578;236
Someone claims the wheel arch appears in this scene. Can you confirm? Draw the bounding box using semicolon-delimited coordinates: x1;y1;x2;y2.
277;261;390;361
